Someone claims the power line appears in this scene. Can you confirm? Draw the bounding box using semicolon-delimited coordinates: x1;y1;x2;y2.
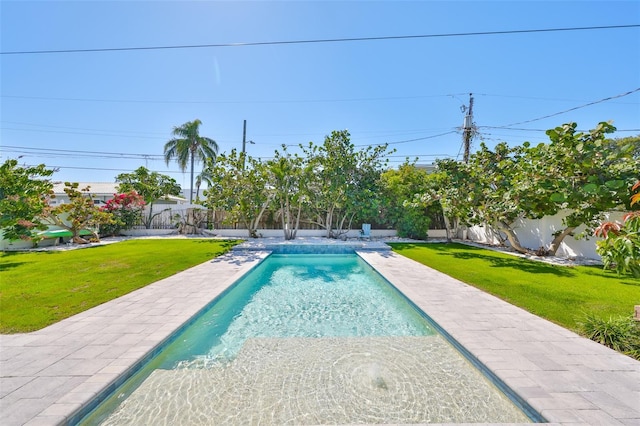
1;145;164;158
0;120;167;136
0;127;166;140
354;131;458;147
1;93;466;105
476;93;639;105
497;87;640;128
2;24;638;55
480;126;640;132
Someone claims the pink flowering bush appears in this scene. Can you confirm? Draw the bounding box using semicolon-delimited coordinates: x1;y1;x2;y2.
99;191;146;236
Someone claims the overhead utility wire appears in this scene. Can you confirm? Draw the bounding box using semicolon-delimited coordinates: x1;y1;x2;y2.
0;127;165;139
355;130;458;147
0;120;167;136
1;93;466;104
498;87;640;128
1;145;164;159
2;24;638;55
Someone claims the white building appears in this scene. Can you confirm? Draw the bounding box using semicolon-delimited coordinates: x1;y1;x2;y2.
50;182;187;206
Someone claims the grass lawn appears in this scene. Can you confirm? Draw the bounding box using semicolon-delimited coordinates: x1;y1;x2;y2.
388;242;640;332
0;239;239;333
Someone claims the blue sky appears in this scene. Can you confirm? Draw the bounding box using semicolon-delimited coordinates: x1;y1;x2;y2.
1;0;639;189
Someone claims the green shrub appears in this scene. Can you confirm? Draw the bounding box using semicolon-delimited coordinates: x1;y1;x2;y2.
396;208;431;240
594;181;640;278
578;313;640;359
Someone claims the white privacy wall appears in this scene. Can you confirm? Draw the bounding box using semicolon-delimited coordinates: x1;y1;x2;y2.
466;210;625;260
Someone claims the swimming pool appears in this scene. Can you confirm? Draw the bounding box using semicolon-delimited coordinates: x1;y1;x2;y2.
78;252;538;424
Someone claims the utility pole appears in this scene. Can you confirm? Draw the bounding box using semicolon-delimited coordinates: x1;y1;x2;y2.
462;93;474;163
240;119;255;169
242;119;247;155
241;119;247;169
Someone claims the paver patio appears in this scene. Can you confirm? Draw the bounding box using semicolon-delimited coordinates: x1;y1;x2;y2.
1;239;638;425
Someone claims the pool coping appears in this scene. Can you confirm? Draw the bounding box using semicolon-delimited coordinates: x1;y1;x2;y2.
357;250;640;425
1;239;638;425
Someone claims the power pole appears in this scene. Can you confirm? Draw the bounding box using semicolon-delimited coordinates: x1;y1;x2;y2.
462;93;474;163
241;119;247;169
242;119;247;155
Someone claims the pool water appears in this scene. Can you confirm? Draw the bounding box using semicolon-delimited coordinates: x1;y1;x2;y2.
80;254;534;424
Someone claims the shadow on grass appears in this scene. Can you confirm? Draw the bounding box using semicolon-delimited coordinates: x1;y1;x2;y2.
452;251;575;277
0;261;28;271
580;265;640;287
197;239;243;258
389;242;575;277
0;250;65;271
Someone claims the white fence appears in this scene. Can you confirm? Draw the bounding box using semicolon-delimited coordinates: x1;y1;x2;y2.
465;210;624;260
211;228;403;239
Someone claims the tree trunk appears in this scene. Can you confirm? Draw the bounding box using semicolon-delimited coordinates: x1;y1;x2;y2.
443;214;453;242
180;208;199;235
72;235;89;244
292;204;302;240
246;197;272;238
547;226;576;256
325;206;334;238
497;221;530;254
145;204;154;229
189;151;195;204
281;199;295;241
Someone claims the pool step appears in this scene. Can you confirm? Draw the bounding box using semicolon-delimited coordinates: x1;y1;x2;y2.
100;336;531;425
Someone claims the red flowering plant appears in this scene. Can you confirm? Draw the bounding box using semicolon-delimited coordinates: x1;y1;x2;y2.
99;191;146;236
595;181;640;277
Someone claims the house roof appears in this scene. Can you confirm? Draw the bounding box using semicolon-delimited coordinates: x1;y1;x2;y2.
51;182;188;203
52;182;119;196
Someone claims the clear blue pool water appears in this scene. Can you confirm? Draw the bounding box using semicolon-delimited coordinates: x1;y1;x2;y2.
79;253;536;425
180;254;434;367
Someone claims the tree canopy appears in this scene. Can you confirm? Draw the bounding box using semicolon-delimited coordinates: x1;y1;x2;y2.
425;123;639;255
301;130;391;238
164;119;218;204
115;166;182;228
0;159;54;242
528;122;638;254
203;149;271;238
43;183;115;243
266;147;310;240
379;163;440;239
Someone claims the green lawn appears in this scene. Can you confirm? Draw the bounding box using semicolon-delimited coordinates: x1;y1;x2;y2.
4;239;637;336
388;242;640;332
0;239;239;333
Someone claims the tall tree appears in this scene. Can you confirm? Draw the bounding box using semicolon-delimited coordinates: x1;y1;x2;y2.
529;122;638;254
164;119;218;203
426;122;638;255
379;163;441;240
436;143;532;253
115;166;182;229
266;146;310;240
43;183;115;243
0;159;54;242
194;162;214;202
301;130;390;238
203;149;271;238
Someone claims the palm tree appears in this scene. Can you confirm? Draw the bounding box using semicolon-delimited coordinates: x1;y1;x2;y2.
195;161;214;201
164;119;218;204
